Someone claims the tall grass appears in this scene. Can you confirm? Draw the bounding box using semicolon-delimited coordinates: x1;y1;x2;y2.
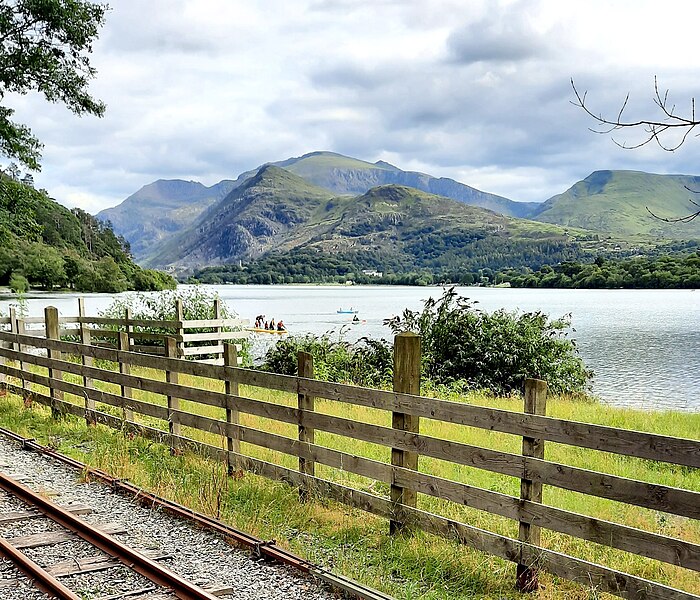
0;362;698;599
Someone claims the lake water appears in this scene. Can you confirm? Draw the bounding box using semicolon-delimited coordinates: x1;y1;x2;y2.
1;285;698;412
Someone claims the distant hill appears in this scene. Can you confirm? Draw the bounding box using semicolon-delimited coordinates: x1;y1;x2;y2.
144;166;335;268
97;179;237;258
531;170;700;238
101;151;537;258
145;165;590;274
266;151;539;218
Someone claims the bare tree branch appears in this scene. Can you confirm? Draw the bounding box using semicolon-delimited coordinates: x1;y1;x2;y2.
571;77;700;151
573;77;700;224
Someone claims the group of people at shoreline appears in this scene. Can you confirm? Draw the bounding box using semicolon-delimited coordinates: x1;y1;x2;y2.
254;315;286;331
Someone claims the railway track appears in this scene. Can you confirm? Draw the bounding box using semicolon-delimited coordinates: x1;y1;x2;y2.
0;427;393;600
0;471;223;600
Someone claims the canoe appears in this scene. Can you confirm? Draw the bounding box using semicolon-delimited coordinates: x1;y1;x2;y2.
337;309;359;314
248;328;288;334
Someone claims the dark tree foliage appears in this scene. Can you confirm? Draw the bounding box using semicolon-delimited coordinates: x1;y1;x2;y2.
190;239;588;287
499;250;700;289
0;176;175;291
0;0;108;168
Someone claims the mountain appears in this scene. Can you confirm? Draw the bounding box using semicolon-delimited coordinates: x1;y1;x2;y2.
269;151;539;218
100;151;537;259
144;166;335;269
531;170;700;238
144;165;589;273
97;179;238;258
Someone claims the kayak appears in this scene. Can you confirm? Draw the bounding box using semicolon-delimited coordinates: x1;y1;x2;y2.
337;309;359;314
248;328;288;334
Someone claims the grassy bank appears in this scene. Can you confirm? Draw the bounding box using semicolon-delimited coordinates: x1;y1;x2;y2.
0;370;698;599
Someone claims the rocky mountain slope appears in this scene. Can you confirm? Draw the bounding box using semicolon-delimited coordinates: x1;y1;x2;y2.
97;179;237;257
144;166;591;273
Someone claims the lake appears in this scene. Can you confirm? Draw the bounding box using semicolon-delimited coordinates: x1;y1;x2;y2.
1;285;698;412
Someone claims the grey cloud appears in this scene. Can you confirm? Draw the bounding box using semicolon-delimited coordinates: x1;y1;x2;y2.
447;18;546;64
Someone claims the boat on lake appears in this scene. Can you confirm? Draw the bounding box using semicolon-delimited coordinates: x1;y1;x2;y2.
248;328;288;335
337;308;359;314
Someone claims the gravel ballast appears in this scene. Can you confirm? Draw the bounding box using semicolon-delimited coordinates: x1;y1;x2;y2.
0;435;339;599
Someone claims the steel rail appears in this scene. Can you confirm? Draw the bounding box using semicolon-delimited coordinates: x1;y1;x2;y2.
0;426;394;600
0;471;219;600
0;535;82;600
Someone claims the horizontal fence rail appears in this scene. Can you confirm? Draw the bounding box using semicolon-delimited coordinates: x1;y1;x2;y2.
0;298;249;365
0;312;697;600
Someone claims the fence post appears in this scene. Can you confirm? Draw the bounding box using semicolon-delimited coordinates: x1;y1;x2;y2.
297;351;315;502
118;331;134;422
45;307;63;419
78;298;95;425
165;337;181;454
223;343;239;475
390;332;420;535
9;308;23;402
175;299;184;360
516;378;548;592
0;315;5;396
214;298;223;364
125;307;133;350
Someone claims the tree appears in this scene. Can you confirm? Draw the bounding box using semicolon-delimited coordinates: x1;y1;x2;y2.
0;0;108;170
572;77;700;223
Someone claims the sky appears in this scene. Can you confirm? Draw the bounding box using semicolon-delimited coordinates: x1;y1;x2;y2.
6;0;700;213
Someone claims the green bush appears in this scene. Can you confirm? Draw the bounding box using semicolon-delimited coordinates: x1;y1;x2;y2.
260;334;393;387
385;287;592;396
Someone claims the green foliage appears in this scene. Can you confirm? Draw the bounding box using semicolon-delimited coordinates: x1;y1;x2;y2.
8;271;28;294
0;0;108;168
0;177;176;292
499;250;700;289
385;287;592;396
260;334;393;387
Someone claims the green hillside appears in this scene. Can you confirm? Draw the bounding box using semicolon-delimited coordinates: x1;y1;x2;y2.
102;151;539;260
276;151;538;217
0;177;175;292
147;164;603;279
532;170;700;238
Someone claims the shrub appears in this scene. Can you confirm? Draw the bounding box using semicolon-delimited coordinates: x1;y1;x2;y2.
260;334;393;387
385;287;592;396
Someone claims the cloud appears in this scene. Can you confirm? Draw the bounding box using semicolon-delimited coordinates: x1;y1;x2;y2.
4;0;700;211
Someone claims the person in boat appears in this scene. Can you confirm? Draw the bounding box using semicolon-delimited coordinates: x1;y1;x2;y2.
264;321;269;330
269;318;276;330
277;320;286;331
352;314;360;323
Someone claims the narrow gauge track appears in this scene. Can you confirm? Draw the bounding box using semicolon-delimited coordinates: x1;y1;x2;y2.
0;470;220;600
0;427;393;600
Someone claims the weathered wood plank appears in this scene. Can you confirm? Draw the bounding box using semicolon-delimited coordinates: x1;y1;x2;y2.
181;344;224;356
181;318;247;328
296;377;700;469
181;331;250;342
9;523;126;548
0;504;92;524
46;549;170;577
0;362;169;422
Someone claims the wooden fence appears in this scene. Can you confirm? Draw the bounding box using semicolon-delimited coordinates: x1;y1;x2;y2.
0;298;249;365
0;310;697;599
